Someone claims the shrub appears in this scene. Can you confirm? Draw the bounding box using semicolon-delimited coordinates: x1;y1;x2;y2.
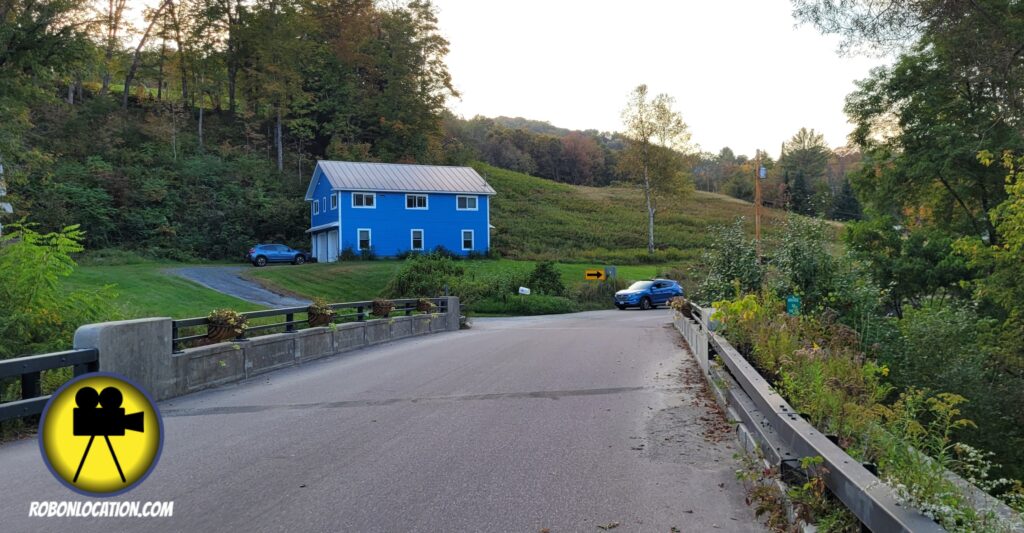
359;246;377;261
339;246;358;261
698;218;764;302
573;277;629;309
430;244;458;259
382;253;466;299
773;215;837;309
527;260;566;296
0;222;117;359
715;293;1024;527
471;294;580;315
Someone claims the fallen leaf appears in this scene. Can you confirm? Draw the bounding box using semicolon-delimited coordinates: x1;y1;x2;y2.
597;522;620;530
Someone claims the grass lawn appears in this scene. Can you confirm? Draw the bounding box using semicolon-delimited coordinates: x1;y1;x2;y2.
476;162;795;266
62;262;263;319
243;259;667;302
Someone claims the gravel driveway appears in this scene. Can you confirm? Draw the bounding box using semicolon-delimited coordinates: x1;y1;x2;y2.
168;266;310;308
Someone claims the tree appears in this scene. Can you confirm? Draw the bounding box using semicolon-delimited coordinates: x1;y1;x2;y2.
619;85;691;253
559;132;603;185
792;0;1024;125
845;47;1019;243
122;0;171;108
779;128;830;215
830;179;862;221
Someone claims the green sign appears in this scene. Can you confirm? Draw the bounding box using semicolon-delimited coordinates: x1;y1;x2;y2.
786;295;801;316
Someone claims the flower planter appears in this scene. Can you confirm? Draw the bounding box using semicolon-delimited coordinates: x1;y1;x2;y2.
308;313;333;327
206;325;242;344
416;299;436;313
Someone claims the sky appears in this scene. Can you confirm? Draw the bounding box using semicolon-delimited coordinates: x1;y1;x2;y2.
433;0;888;158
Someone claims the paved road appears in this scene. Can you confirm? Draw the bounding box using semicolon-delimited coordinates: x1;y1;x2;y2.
0;310;762;532
168;266;310;308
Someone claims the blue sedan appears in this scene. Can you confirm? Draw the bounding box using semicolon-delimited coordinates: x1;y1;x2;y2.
614;279;684;310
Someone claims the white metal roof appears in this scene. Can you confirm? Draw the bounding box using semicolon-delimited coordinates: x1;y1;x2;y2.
309;161;496;199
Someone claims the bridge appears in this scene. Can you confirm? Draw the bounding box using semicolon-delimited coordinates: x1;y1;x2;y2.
0;307;761;532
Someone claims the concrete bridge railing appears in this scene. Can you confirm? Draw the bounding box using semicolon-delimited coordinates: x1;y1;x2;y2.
71;297;461;402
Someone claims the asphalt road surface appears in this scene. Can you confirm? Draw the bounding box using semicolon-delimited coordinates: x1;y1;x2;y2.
169;266;310;308
0;310;763;532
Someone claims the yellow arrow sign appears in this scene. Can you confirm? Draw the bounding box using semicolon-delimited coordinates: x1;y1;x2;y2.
584;269;606;281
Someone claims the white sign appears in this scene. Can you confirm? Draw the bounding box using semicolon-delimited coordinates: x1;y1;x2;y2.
518;287;531;295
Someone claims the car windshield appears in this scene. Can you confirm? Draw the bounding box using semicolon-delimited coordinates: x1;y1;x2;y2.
627;281;653;291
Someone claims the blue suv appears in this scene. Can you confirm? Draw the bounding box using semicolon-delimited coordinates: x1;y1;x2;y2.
246;244;313;267
614;279;684;310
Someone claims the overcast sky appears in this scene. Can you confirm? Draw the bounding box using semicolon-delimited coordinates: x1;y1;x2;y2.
434;0;888;158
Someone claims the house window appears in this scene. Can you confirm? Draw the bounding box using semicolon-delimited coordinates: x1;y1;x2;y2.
330;194;338;210
411;229;424;251
357;228;372;251
457;195;478;211
312;200;319;215
352;192;376;208
406;194;428;209
461;229;474;251
322;197;327;212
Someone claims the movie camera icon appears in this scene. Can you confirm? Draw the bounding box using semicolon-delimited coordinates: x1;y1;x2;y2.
72;386;144;484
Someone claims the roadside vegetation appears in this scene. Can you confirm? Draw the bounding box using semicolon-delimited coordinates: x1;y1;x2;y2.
700;214;1024;530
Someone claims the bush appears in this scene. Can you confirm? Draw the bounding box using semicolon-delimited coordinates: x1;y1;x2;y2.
339;246;358;261
573;277;629;309
0;223;117;359
698;218;764;303
471;294;580;315
430;244;458;259
382;253;466;299
714;293;1024;526
359;246;377;261
527;260;566;296
773;215;837;309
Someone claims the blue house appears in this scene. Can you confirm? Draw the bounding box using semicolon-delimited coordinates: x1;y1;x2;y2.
304;161;496;262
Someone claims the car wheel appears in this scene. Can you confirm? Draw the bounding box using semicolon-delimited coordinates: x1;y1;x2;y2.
255;256;267;267
294;255;306;265
640;297;652;311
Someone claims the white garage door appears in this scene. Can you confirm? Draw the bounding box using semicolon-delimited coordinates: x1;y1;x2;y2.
327;229;339;262
316;232;329;263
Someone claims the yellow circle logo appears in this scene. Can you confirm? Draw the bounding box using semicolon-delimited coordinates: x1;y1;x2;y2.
39;373;164;497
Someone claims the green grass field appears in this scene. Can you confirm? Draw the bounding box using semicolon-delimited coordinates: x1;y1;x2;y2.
476;162;791;264
62;262;263;319
242;259;665;302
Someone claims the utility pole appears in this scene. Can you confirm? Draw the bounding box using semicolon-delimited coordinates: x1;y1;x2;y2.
754;149;763;259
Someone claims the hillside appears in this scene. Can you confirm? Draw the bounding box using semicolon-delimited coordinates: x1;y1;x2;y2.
476;162;791;265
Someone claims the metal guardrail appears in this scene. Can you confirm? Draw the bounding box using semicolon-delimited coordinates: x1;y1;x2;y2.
689;304;945;532
0;348;99;423
172;297;449;352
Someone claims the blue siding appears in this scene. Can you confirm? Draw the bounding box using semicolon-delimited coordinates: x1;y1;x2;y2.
337;192;488;256
309;168;338;228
